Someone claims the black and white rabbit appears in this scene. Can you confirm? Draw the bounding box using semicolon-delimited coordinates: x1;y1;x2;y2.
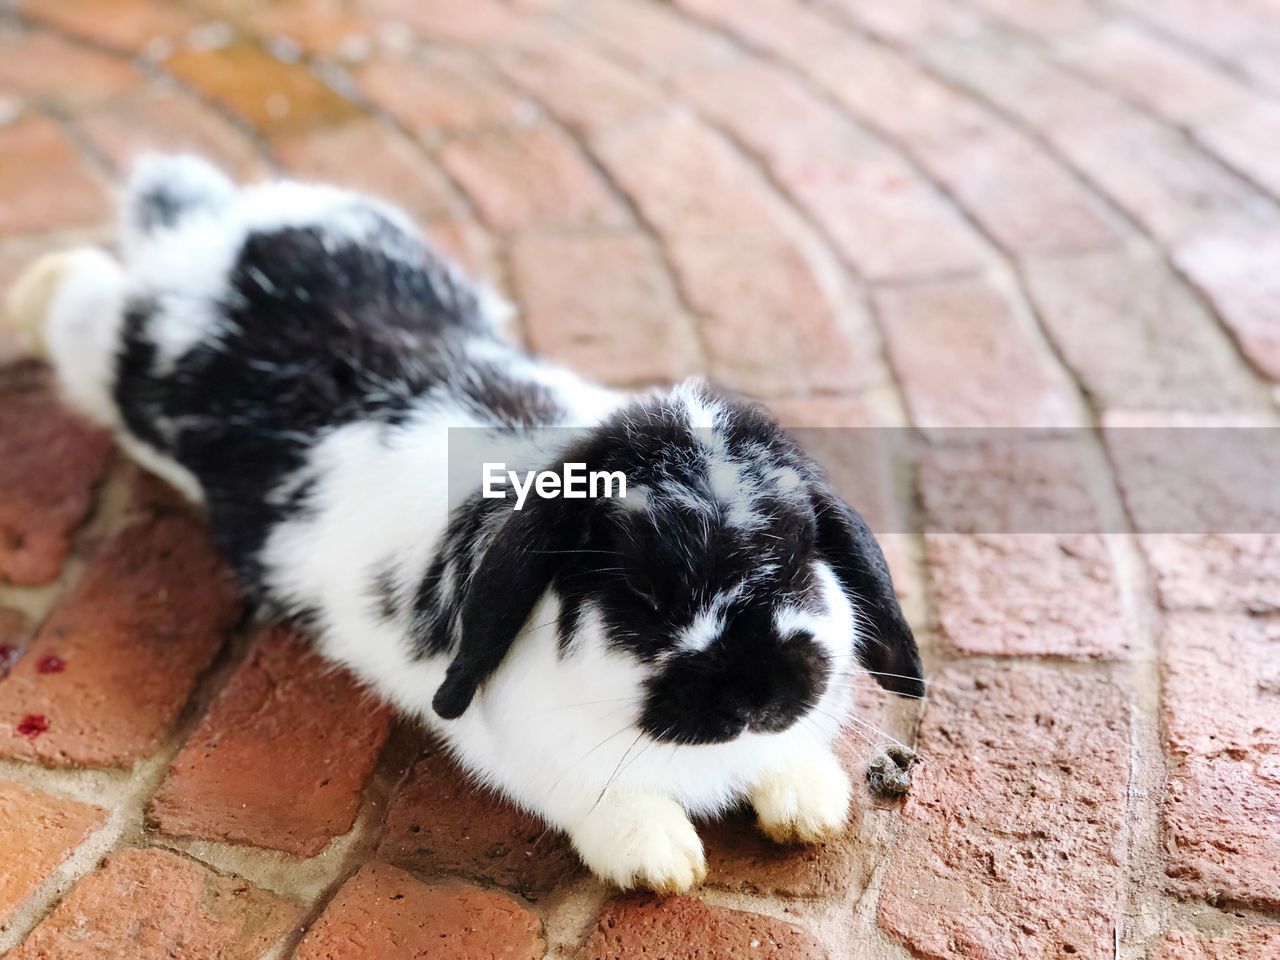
7;155;923;891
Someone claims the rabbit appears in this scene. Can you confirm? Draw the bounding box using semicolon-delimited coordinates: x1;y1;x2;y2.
6;155;923;892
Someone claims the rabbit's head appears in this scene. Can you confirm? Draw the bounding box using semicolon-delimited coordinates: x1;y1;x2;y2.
432;383;922;747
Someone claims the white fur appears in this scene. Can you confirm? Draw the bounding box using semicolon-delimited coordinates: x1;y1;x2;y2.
33;159;868;892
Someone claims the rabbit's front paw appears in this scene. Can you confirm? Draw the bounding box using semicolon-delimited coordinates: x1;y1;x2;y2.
752;749;851;844
570;793;706;892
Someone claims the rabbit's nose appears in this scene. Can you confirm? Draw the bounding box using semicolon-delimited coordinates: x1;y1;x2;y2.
745;641;831;734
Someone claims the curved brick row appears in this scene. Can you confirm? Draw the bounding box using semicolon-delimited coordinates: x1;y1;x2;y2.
0;363;112;586
0;780;105;925
578;895;828;960
877;665;1131;959
592;110;871;399
1154;926;1280;960
9;847;301;959
671;56;990;282
1161;615;1280;910
149;627;393;858
377;740;581;899
918;441;1129;658
0;116;112;241
0;513;241;766
294;863;545;960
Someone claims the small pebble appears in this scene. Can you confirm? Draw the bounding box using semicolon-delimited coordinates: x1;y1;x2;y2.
867;744;918;798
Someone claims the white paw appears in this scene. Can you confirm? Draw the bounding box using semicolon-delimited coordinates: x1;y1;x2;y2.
751;749;852;845
3;249;109;358
569;793;706;893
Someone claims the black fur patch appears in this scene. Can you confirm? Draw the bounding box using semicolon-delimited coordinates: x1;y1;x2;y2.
133;187;186;233
368;563;402;623
111;218;558;597
115;296;167;451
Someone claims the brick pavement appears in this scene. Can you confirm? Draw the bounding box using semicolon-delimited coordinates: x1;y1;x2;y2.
0;0;1277;957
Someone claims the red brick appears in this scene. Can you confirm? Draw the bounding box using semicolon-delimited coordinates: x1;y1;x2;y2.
1140;535;1280;614
676;59;988;281
294;864;545;960
1164;754;1280;910
1236;44;1280;98
1162;615;1279;759
238;0;378;57
593;111;775;236
0;514;242;766
0;780;105;924
361;0;522;44
1053;112;1270;244
1105;415;1280;613
377;740;580;898
164;42;360;137
915;122;1122;256
578;895;828;960
0;28;140;107
1173;232;1280;383
815;0;975;44
1023;250;1263;412
967;0;1100;37
494;25;661;130
74;87;267;181
875;277;1078;430
1195;99;1280;204
149;628;392;857
1153;927;1280;960
0;117;110;239
424;217;499;284
675;235;870;398
16;0;200;53
923;34;1131;135
273;119;457;224
1058;23;1249;125
594;111;871;397
878;665;1131;959
672;0;841;65
440;126;627;232
803;36;994;152
0;362;112;586
124;463;193;518
771;397;899;530
569;0;734;79
919;442;1129;657
1107;0;1280;94
9;847;301;960
1160;614;1280;909
353;50;524;143
510;232;702;386
1104;412;1279;542
1157;8;1280;99
767;395;884;429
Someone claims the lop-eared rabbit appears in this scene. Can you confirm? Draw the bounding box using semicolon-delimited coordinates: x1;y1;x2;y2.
6;156;923;891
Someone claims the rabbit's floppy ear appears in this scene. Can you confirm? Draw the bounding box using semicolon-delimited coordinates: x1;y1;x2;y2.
432;495;572;720
810;484;924;698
